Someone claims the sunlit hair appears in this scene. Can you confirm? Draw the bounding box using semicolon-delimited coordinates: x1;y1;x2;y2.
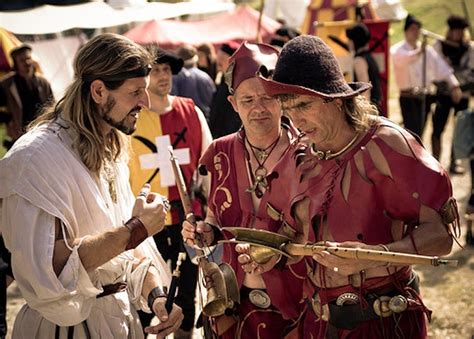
340;95;378;132
277;93;377;132
29;33;153;174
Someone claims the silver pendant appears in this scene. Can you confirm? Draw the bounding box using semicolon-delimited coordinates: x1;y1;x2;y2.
249;289;271;309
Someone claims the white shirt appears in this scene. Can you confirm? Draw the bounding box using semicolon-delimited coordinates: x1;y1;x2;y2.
0;121;170;338
391;40;459;91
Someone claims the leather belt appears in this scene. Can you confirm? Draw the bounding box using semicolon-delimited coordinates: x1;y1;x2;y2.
312;273;420;330
96;282;128;298
400;87;432;97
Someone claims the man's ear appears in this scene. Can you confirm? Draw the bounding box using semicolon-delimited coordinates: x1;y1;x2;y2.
90;79;108;104
227;95;238;112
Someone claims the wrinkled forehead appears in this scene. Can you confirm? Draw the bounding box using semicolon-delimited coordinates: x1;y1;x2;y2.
233;77;268;97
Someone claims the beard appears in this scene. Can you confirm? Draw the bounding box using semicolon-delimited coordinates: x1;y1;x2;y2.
101;96;140;135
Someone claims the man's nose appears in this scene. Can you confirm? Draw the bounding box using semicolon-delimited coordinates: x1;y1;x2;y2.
253;97;270;111
140;90;151;109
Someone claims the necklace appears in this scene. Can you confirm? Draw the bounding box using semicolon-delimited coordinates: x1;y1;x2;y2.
103;160;118;204
245;132;281;198
310;132;359;160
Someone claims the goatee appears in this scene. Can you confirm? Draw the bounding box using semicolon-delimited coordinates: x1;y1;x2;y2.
102;96;138;135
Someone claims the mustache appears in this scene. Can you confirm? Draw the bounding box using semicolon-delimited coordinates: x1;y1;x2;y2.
250;113;272;119
129;107;141;115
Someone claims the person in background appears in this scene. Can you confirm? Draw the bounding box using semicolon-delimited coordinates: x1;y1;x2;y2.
0;44;54;149
269;25;300;49
391;14;462;138
197;43;218;82
209;42;242;138
172;44;215;122
432;15;474;174
0;43;55;339
128;47;212;339
0;33;183;338
346;22;382;111
260;34;459;338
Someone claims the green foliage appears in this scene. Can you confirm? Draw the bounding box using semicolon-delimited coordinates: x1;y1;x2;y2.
390;0;472;44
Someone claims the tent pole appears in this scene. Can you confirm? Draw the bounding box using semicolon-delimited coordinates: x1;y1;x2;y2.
256;0;265;43
461;0;473;37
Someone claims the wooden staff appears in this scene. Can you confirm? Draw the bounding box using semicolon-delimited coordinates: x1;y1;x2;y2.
256;0;265;43
165;252;186;313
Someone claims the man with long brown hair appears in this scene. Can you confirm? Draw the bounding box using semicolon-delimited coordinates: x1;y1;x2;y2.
260;34;459;338
0;33;183;338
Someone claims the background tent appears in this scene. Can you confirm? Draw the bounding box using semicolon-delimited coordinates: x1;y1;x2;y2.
263;0;309;28
0;1;235;35
301;0;378;35
301;0;390;116
312;19;390;116
124;5;281;49
0;28;21;77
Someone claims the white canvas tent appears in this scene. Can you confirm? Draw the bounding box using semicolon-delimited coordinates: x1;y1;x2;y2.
0;0;235;35
263;0;309;29
0;0;235;97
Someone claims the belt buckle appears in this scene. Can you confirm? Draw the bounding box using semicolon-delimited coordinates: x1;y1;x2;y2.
373;294;409;317
249;289;271;309
388;295;408;313
336;292;359;306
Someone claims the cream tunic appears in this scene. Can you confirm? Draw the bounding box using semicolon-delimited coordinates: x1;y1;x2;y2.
0;120;170;338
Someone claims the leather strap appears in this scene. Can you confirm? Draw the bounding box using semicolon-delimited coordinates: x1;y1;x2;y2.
96;282;127;299
147;286;168;311
124;217;148;250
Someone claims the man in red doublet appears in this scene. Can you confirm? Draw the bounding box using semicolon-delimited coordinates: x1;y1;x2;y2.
182;42;309;338
259;35;460;339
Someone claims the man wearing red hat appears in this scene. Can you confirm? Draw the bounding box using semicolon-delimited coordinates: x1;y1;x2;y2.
259;35;459;338
128;47;212;339
182;42;308;338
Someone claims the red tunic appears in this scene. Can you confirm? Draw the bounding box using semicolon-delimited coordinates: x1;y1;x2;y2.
129;97;204;224
294;117;456;338
200;122;309;338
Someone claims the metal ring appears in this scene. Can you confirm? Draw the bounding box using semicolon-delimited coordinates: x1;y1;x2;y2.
138;192;147;198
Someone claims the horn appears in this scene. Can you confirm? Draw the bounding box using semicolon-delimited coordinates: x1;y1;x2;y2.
168;146;239;317
201;260;231;317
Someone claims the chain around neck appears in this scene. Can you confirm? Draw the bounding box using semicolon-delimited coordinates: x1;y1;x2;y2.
246;130;282;165
310;132;359;160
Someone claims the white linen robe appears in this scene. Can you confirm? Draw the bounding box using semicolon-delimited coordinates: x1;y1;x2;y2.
0;121;171;338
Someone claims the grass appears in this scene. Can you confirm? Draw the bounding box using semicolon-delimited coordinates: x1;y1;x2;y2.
391;0;472;44
0;125;6;158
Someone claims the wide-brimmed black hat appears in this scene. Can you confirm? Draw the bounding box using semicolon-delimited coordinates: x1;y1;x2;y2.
155;48;183;75
404;14;421;31
10;44;32;60
346;23;371;50
259;35;371;99
447;15;469;30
